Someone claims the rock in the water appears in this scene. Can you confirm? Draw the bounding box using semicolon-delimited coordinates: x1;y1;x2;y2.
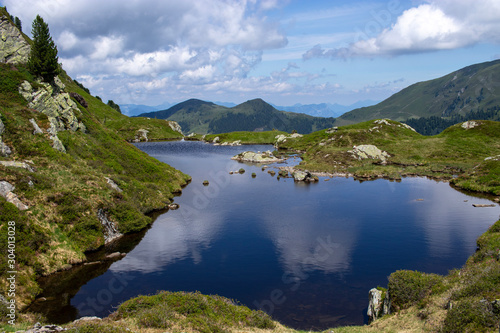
292;170;309;181
0;14;31;64
231;151;282;163
168;203;180;210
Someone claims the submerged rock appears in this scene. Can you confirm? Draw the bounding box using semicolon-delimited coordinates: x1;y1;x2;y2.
231;151;282;163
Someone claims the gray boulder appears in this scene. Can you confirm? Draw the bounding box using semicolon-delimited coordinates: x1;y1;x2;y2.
0;180;28;210
0;14;31;64
231;151;282;163
367;288;390;323
30;118;44;134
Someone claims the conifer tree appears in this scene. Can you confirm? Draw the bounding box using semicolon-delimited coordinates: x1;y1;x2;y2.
14;16;22;32
28;15;59;82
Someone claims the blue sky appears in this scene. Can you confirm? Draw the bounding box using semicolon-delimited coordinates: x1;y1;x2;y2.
4;0;500;107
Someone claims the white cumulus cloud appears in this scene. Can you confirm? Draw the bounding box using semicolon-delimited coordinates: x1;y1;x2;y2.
304;0;500;59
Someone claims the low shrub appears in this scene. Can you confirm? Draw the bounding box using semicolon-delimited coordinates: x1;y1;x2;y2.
117;291;276;332
443;299;499;333
388;270;444;311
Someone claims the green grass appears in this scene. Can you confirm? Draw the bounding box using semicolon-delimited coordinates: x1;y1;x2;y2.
278;119;500;194
117;291;276;333
204;130;288;144
0;63;190;308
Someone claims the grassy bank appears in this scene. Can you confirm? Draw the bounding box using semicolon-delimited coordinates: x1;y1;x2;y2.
203;130;288;144
277;119;500;195
0;63;190;310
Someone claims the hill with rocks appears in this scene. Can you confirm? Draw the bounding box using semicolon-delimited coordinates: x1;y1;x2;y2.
0;8;189;312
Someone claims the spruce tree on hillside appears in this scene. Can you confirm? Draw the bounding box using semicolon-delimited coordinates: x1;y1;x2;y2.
14;16;22;32
28;15;59;82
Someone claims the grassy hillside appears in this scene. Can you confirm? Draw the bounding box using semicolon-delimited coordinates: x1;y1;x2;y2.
337;60;500;126
0;62;190;310
59;72;183;142
137;98;336;135
203;130;288;144
278;119;500;195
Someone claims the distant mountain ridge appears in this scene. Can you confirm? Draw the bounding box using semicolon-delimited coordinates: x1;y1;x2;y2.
273;100;377;118
123;100;375;118
137;98;336;134
336;59;500;126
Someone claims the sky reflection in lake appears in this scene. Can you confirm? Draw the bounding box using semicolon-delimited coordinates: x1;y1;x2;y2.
70;141;499;329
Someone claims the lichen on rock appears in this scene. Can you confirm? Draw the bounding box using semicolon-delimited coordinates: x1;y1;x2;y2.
0;14;30;64
349;144;390;162
168;120;183;134
18;78;87;152
231;151;283;163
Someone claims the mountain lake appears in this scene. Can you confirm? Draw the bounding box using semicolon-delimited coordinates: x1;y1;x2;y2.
30;140;500;330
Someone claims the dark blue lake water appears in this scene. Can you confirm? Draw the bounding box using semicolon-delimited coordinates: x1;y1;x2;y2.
66;141;500;329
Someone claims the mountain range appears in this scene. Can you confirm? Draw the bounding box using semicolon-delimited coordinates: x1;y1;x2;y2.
335;59;500;126
122;100;376;118
136;98;337;134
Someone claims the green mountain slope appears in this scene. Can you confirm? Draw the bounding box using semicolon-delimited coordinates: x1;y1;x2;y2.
336;59;500;125
0;11;191;308
137;98;337;134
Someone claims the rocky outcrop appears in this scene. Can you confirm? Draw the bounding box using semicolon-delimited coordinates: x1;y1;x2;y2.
0;14;30;64
274;133;303;147
18;77;87;152
30;118;43;135
0;160;35;172
349;145;390;163
18;322;67;332
367;288;390;323
0;180;28;210
461;120;479;130
105;177;123;192
97;209;123;244
231;151;283;163
168;120;183;134
134;129;149;142
0;114;11;157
